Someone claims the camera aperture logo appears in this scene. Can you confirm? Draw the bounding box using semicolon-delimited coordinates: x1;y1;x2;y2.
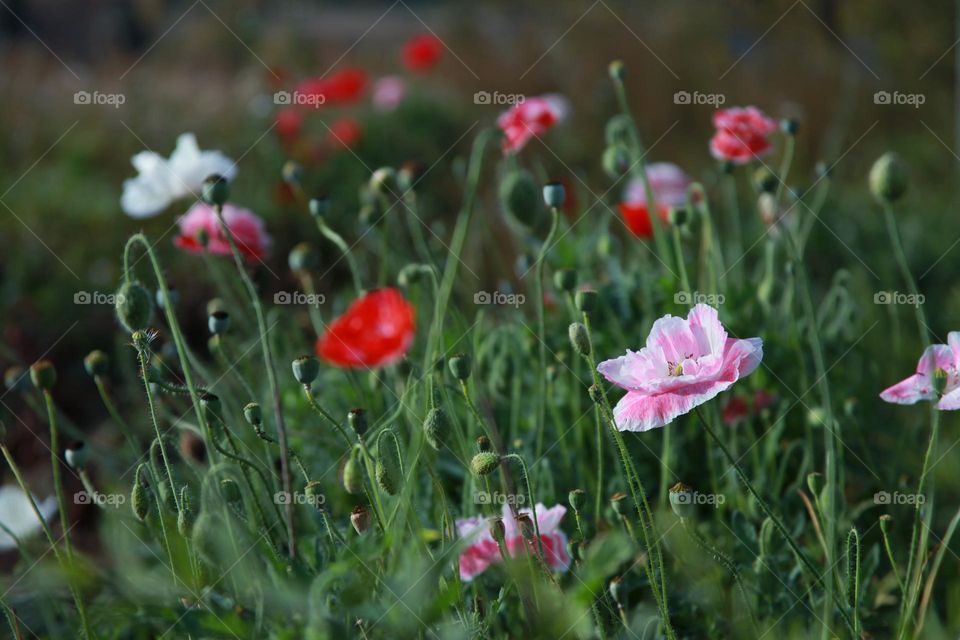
274;491;326;506
474;290;525;308
75;291;124;305
74;90;126;109
474;491;525;506
874;491;924;506
274;291;326;306
274;90;326;108
672;490;725;508
873;90;925;108
874;291;924;307
74;491;126;507
673;90;725;107
674;291;725;306
474;91;525;106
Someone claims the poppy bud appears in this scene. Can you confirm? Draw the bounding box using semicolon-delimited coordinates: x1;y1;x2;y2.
65;441;89;469
752;167;778;194
348;408;367;441
308;196;330;218
568;322;592;356
202;174;229;206
132;464;151;521
575;290;598;315
470;452;500;477
292;355;320;385
588;384;604;405
807;406;827;428
370;167;398;197
608;59;626;81
869;152;908;204
220;478;241;504
115;280;154;333
423;407;448;450
542;181;566;208
609;576;625;606
84;350;110;377
397;160;426;192
517;513;535;540
602;144;632;179
448;354;472;381
490;516;506;544
208;310;230;336
499;170;542;228
30;360;56;390
288;242;320;272
553;268;577;293
351;505;371;535
476;435;492;452
667;206;689;227
568;488;587;513
375;432;402;496
605;115;632;146
177;487;195;536
781;117;800;136
343;452;363;494
156;286;179;311
282;161;303;185
199;392;221;423
610;491;630;517
669;482;696;519
243;404;263;433
397;263;428;287
4;366;28;393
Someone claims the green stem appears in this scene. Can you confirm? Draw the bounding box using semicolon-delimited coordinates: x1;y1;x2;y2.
534;206;560;462
317;217;364;295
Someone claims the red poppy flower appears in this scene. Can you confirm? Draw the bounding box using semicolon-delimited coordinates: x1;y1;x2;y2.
617;163;691;239
709;106;778;164
618;202;669;239
402;34;444;72
496;94;568;155
317;288;416;368
294;67;367;106
328;117;362;149
274;107;302;139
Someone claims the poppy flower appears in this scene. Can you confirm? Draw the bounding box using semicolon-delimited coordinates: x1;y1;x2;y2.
880;333;960;409
457;503;571;581
372;75;407;112
274;107;303;140
316;288;415;369
121;133;236;219
328;117;363;149
709;106;778;164
402;34;444;72
497;94;569;155
597;304;763;431
618;162;691;238
0;485;57;551
174;202;271;261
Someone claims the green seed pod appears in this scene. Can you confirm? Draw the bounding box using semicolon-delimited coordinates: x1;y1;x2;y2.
542;181;566;208
201;174;229;206
517;513;535;540
568;488;587;513
177;487;195;536
369;167;398;197
208;310;230;336
781;117;800;136
343;451;363;494
553;268;577;293
350;505;371;535
869;152;908;204
348;408;367;441
602;144;632;179
752;167;778;194
568;322;592;357
490;516;506;545
470;452;500;477
83;350;110;377
667;206;689;227
499;170;542;228
243;402;262;427
668;482;696;519
608;59;626;81
199;392;221;423
132;464;152;521
292;355;320;385
423;407;448;451
308;196;330;219
29;360;57;390
220;478;241;504
115;280;154;333
375;431;403;496
575;290;599;315
282;160;303;185
65;441;89;469
588;384;604;405
288;242;320;272
3;366;28;393
845;527;861;609
448;353;472;381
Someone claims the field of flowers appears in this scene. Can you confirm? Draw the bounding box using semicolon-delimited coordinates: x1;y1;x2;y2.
2;2;960;638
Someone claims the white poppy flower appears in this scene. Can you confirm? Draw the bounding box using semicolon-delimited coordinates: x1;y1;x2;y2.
121;133;237;219
0;485;57;551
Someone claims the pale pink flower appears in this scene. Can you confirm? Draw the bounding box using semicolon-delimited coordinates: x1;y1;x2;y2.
623;162;692;209
597;304;763;432
174;202;271;261
456;503;570;581
709;106;778;164
497;94;569;155
880;333;960;409
372;75;407;112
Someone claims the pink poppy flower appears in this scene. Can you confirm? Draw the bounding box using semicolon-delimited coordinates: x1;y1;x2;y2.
709;106;778;164
456;503;571;581
597;304;763;432
497;94;568;155
372;75;407;112
174;202;271;261
880;333;960;409
619;163;692;239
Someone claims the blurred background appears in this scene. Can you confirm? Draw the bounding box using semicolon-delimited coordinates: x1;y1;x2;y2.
1;0;959;560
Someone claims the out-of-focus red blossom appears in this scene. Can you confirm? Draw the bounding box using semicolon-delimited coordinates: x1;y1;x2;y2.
723;389;777;425
497;95;568;155
328;117;362;149
402;34;444;72
316;288;416;368
174;202;271;262
295;67;368;106
274;108;303;140
618;163;691;239
710;106;778;164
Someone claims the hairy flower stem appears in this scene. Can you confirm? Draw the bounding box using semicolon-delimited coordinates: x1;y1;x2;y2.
93;375;138;455
534;206;560;463
211;205;296;559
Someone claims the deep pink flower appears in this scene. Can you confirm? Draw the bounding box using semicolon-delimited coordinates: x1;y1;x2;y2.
597;304;763;431
497;95;568;155
880;333;960;409
175;202;271;261
709;106;778;164
402;34;444;72
619;163;692;239
456;503;570;581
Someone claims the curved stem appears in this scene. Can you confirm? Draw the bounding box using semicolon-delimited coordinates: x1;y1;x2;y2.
317;218;363;295
534;207;560;461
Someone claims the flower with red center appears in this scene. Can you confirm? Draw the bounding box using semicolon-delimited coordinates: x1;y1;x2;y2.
316;288;415;369
496;94;568;155
618;162;691;239
327;117;363;149
709;106;778;164
597;304;763;431
402;34;444;72
456;503;571;581
880;333;960;409
174;202;271;261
